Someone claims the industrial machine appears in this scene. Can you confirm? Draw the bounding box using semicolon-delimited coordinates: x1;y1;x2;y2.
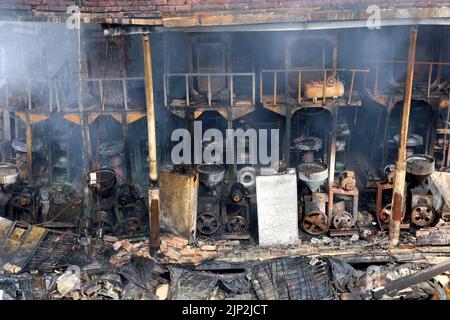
196;164;252;240
376;154;437;229
298;161;330;235
297;160;360;236
12;138;47;185
83;167;147;237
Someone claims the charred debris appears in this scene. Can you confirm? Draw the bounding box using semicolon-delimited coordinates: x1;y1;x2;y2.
0;21;449;300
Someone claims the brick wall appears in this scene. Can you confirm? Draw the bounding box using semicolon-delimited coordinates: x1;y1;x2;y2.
0;0;448;20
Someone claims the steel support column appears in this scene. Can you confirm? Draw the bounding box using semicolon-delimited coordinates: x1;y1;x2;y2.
24;112;33;187
389;26;418;246
328;107;338;189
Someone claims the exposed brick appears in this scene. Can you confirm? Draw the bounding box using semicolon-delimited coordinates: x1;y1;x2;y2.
158;4;193;11
199;244;217;251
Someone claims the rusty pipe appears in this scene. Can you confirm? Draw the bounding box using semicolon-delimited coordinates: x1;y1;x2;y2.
389;26;418;246
24;112;33;187
143;33;158;186
142;33;160;251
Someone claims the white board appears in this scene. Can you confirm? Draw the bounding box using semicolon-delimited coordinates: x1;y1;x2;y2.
256;169;299;245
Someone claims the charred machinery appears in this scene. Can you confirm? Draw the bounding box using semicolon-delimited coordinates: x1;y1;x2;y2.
196;164;253;240
83;168;147;237
376;154;439;229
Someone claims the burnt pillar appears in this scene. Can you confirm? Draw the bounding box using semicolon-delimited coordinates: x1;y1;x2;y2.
389;26;418;246
142;33;160;251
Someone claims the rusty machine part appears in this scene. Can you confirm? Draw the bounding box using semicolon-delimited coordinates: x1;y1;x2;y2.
411;204;435;227
297;161;328;193
410;189;435;228
406;154;435;185
293;136;323;163
378;203;406;224
378;204;393;224
384;164;396;184
7;187;40;224
226;215;248;234
40;184;83;225
94;210;115;237
116;183;146;235
393;134;423;157
197;164;225;192
0;163;20;186
293;136;323;152
117;183;140;206
332;211;353;230
220;182;251;239
305;76;344;101
196;211;220;235
339;170;356;191
301;211;329;236
125;216;144;235
230;182;248;203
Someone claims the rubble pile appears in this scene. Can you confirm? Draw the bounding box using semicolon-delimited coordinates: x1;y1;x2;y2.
417;222;450;246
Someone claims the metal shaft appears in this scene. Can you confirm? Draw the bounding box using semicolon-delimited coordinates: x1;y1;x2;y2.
142;33;160;251
389;26;418;246
24;112;33;187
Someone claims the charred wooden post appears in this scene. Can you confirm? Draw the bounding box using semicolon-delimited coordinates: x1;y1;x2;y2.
389;26;418;246
142;33;160;251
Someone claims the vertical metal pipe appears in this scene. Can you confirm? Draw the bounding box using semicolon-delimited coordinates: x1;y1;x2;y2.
185;74;189;106
259;70;263;103
76;22;91;176
207;74;212;107
2;109;11;162
163;74;167;107
24;112;33;187
273;71;277;105
230;74;234;107
348;70;356;105
427;63;433;98
252;73;255;105
99;80;104;110
328;107;338;188
27;80;31;110
142;33;160;251
121;113;132;185
374;64;379;96
49;81;53;112
284;107;292;167
389;26;418;246
122;79;129;110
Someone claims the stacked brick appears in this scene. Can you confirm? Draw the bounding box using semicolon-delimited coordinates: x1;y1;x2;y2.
0;0;448;20
416;222;450;246
157;234;316;265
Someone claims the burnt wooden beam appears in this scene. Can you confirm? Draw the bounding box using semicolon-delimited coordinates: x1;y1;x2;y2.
372;259;450;299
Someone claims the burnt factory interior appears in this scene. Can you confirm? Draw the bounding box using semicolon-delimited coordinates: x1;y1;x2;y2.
0;16;450;300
